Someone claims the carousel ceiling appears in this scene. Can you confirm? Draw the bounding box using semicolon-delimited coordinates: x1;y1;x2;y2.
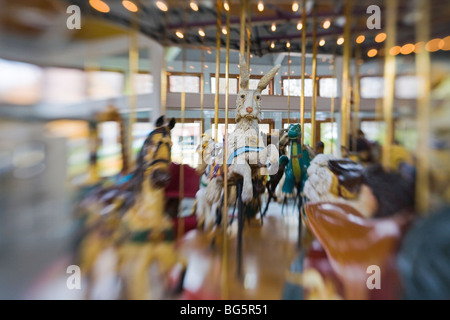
61;0;450;59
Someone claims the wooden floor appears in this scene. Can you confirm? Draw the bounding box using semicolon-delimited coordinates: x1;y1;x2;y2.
174;205;301;300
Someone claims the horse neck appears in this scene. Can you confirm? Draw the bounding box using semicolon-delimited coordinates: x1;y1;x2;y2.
124;177;169;230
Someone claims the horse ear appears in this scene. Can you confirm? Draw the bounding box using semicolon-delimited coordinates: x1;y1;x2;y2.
168;118;176;130
155;115;165;127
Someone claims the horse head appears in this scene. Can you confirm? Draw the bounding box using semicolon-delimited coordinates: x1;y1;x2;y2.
137;116;176;190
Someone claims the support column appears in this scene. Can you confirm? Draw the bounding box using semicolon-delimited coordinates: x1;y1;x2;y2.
150;41;165;123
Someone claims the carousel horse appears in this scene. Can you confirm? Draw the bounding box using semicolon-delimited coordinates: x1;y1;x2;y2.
283;155;417;300
193;134;232;232
76;116;184;300
279;123;313;215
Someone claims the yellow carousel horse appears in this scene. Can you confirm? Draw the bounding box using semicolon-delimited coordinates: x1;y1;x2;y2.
76;115;184;300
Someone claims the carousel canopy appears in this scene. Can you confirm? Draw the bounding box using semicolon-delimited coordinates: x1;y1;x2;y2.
60;0;450;59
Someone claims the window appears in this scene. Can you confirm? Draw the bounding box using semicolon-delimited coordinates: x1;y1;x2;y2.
210;76;238;94
320;122;338;155
0;59;43;105
87;70;124;100
97;121;122;177
171;121;202;167
395;76;420;99
319;78;338;98
249;78;270;95
282;78;313;96
134;73;153;94
168;74;200;93
43;68;87;104
360;121;386;144
360;77;384;99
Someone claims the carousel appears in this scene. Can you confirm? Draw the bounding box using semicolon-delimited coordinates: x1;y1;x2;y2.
0;0;449;301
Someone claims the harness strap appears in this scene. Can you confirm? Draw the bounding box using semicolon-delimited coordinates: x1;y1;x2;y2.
227;146;264;165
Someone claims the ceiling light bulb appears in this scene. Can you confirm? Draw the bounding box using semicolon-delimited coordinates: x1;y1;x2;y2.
198;28;205;37
89;0;110;13
122;0;138;12
271;22;276;32
270;41;275;49
292;1;299;12
223;0;230;11
155;1;168;12
297;22;302;30
190;1;199;11
323;20;331;29
356;35;365;44
319;39;325;46
337;37;344;45
176;30;184;38
258;1;264;12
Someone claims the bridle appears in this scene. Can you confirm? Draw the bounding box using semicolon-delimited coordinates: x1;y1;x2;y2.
145;127;172;168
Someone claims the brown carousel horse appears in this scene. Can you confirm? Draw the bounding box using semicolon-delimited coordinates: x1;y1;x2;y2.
75;115;184;300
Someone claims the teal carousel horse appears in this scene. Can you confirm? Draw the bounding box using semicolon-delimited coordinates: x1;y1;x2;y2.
280;123;312;248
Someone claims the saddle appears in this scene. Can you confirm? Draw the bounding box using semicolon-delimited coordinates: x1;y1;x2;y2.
302;202;415;299
327;159;365;199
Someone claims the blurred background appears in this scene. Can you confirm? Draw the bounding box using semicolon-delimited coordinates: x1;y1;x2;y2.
0;0;449;300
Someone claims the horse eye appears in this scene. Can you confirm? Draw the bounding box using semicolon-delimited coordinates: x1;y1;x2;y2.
256;95;261;100
240;94;245;99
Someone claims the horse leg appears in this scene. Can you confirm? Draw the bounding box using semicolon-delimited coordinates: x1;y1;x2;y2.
229;162;252;203
296;187;303;250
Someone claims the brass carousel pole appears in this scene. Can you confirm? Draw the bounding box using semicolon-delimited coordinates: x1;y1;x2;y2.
352;44;361;153
382;0;397;170
214;0;223;142
415;0;431;215
311;8;318;147
287;45;291;125
161;13;168;117
85;44;100;182
300;0;307;145
200;37;205;134
177;6;188;242
221;0;231;301
246;0;251;68
330;40;337;154
240;0;248;88
127;6;140;170
340;0;352;149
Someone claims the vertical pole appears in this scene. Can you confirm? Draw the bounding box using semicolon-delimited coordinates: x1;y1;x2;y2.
330;42;337;155
127;9;139;170
214;0;222;142
287;47;291;125
382;0;397;169
340;0;352;148
415;0;430;215
300;0;307;145
311;9;318;147
352;44;361;153
222;2;231;300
